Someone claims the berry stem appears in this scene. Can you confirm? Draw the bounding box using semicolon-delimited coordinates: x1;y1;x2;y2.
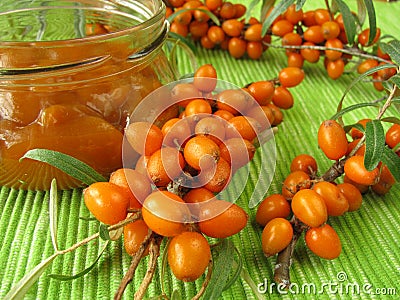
191;260;213;300
114;230;155;300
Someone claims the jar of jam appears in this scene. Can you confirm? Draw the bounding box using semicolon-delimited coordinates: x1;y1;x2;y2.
0;0;176;190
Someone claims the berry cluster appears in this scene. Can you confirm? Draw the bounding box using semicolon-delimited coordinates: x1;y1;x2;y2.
82;63;303;285
166;0;271;59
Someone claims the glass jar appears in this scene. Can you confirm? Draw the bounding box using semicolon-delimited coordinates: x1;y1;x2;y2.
0;0;176;190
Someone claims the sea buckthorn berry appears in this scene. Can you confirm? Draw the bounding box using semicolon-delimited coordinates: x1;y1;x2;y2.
189;21;209;38
305;224;341;260
358;28;381;47
200;157;231;193
284;4;303;24
213;109;235;121
346;138;366;156
195;116;226;144
216;88;250;115
184;99;212;116
291;189;328;228
377;63;396;80
290;154;318;175
343;174;369;194
261;218;293;257
200;35;215;49
222;19;244;37
302;10;317;27
125;121;163;156
247;80;275;105
256;194;291;227
171;83;201;107
193;64;217;93
357;59;378;75
282;32;303;48
312;181;349;216
344;155;379;186
267;103;284;126
219;138;256;171
371;163;396;195
272;86;294;109
246;42;264;60
123;219;150;256
386;124;400;149
198;200;248;238
314;9;330;25
226;115;261;141
303;25;325;44
193;5;211;23
184;135;220;171
246;105;275;130
300;41;320;63
147;147;185;187
109;168;151;209
282;170;311;199
271;19;294;37
318;119;348;160
321;21;340;40
233;3;247;18
377;46;390;60
350;118;371;140
228;37;247;59
337;183;363;211
183;0;202;10
244;23;263;42
325;38;343;61
279;67;305;88
162;118;192;148
326;59;345;80
219;1;236;19
174;8;192;26
168;231;211;282
287;52;304;68
84;182;129;225
183;187;215;215
168;0;185;8
142;190;190;237
207;25;226;44
373;74;384;91
205;0;222;11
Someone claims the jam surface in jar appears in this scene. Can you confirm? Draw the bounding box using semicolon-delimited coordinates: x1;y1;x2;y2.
0;0;175;190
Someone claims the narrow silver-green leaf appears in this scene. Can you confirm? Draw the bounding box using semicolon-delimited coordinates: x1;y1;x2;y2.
390;74;400;87
295;0;306;10
222;244;243;291
170;289;182;300
4;253;58;300
21;149;107;185
167;8;220;26
49;179;59;252
48;241;108;281
246;0;262;23
330;102;380;120
381;146;400;182
202;240;235;299
356;0;366;26
380;41;400;65
334;0;357;45
99;224;111;241
364;120;385;171
261;0;295;36
363;0;376;46
381;116;400;125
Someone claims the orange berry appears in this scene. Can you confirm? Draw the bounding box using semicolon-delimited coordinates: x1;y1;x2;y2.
185;99;212;116
262;218;293;257
337;183;363;211
279;67;305;87
290;154;318;175
247;80;275;105
272;86;294;109
303;25;325;44
184;135;220;171
200;157;231;193
256;194;291;227
246;41;264;60
284;4;303;24
312;181;349;216
228;37;247;59
386;124;400;149
193;64;217;93
282;170;311;199
358;28;381;47
207;25;225;44
125;121;163;156
301;41;320;63
314;9;330;25
123;219;150;256
219;138;256;171
326;59;345;80
325;38;343;61
226;115;261;141
305;224;341;259
222;19;244;37
291;189;328;227
318;119;348;160
271;19;294;37
344;155;379;186
216;88;251;115
321;21;340;40
244;23;263;42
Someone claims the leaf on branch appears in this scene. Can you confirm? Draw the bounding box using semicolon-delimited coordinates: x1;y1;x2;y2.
222;245;243;291
390;74;400;88
295;0;306;11
246;0;262;23
333;0;357;45
202;240;236;299
364;120;385;171
380;41;400;65
344;122;364;134
48;241;109;281
381;146;400;182
356;0;366;26
261;0;295;36
330;102;380;120
167;8;220;26
4;253;58;300
381;116;400;125
20;149;107;185
99;224;112;241
170;289;183;300
363;0;377;46
49;179;59;252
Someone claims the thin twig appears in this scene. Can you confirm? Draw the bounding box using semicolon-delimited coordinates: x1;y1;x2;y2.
191;260;213;300
134;235;163;300
114;230;155;300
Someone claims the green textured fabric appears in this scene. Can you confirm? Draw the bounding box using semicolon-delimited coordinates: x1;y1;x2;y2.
1;1;400;299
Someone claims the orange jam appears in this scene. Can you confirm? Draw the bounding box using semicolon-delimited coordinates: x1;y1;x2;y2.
0;0;175;190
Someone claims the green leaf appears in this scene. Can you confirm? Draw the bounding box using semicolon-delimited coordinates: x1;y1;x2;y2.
4;253;58;300
381;146;400;182
170;290;182;300
203;240;236;299
49;179;59;252
381;116;400;125
344;122;364;134
99;224;111;241
168;8;220;26
356;0;366;26
20;149;107;185
390;74;400;87
334;0;357;45
330;102;380;120
246;0;262;23
363;0;377;46
337;64;397;110
380;41;400;65
48;241;108;281
364;120;385;171
295;0;306;10
222;245;243;291
261;0;295;36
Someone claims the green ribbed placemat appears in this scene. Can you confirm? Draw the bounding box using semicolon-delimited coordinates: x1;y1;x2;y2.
1;1;400;299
